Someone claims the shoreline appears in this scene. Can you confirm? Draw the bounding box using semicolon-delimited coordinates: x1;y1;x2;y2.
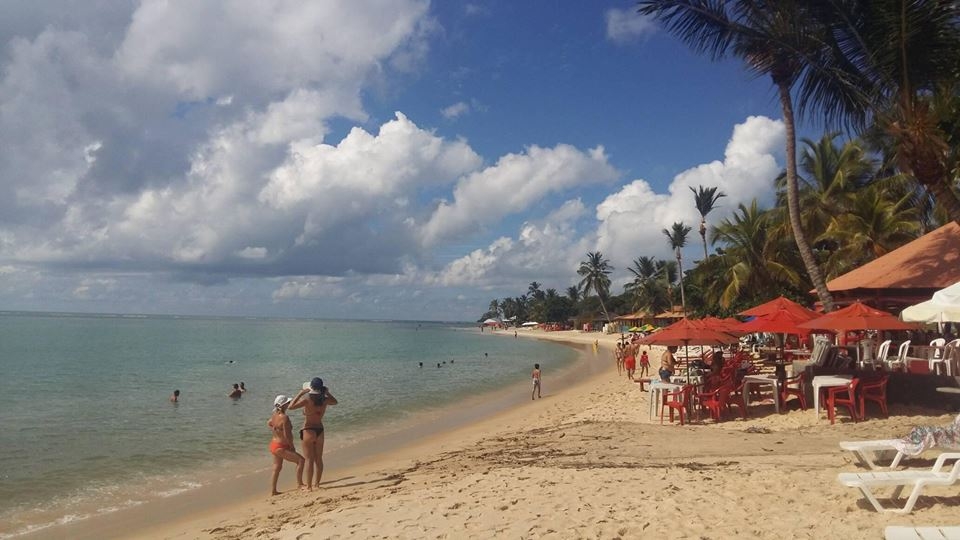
27;329;960;539
21;330;614;540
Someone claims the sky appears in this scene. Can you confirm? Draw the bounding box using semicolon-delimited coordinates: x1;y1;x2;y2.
0;0;796;321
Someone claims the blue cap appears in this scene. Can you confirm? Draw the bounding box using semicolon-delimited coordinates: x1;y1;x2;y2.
309;377;324;393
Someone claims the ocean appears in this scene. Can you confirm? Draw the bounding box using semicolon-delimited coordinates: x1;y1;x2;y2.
0;312;578;538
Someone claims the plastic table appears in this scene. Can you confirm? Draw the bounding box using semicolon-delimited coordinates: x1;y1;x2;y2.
812;374;853;418
647;380;682;421
742;374;782;414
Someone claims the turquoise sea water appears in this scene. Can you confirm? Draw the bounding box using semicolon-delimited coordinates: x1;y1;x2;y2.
0;313;577;538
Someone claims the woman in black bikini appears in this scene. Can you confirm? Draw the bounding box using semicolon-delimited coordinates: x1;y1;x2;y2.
289;377;338;490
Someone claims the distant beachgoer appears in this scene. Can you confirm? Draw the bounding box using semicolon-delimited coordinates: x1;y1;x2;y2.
228;383;242;399
267;395;305;495
484;353;488;358
437;363;441;368
289;377;337;490
239;382;247;393
639;351;650;378
625;350;636;380
419;362;423;368
660;346;677;382
531;363;542;400
170;389;180;403
450;359;454;364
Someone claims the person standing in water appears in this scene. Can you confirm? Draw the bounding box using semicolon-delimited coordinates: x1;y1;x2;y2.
531;363;542;400
228;383;242;399
289;377;338;490
169;389;180;403
267;395;305;495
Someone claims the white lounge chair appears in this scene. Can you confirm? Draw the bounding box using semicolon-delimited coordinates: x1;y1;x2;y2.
885;526;960;540
838;453;960;514
840;439;906;470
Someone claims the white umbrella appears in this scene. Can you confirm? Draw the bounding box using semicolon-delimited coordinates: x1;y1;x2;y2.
482;318;501;325
521;321;539;327
902;281;960;323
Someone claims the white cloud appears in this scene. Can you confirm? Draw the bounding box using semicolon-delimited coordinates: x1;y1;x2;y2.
419;145;619;246
441;101;470;119
115;0;433;103
605;8;656;44
272;277;347;301
433;199;591;288
595;116;784;267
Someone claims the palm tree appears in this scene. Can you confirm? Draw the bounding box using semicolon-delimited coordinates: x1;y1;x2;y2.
799;1;960;224
565;285;580;303
817;185;921;278
637;0;837;311
527;282;545;301
690;185;726;260
711;200;801;307
577;251;614;323
662;222;692;313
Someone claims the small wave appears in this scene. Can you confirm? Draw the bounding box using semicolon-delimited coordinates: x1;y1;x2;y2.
157;481;203;498
2;513;90;539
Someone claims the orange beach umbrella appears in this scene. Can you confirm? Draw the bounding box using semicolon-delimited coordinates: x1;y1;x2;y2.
797;301;917;332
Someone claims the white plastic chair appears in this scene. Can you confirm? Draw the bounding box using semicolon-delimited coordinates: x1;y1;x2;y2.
930;338;946;359
838;452;960;514
885;526;960;539
876;340;892;366
840;439;905;470
886;340;910;372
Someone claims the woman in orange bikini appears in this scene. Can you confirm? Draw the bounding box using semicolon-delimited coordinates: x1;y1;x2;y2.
267;395;305;495
289;377;338;490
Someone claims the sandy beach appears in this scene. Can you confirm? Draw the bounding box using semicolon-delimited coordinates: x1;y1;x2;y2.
46;330;960;539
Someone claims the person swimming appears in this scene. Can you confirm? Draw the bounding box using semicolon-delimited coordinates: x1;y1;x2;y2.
228;383;242;399
289;377;338;490
239;382;247;393
170;389;180;402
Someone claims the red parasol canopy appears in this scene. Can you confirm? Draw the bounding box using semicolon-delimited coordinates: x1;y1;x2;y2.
736;307;814;336
797;301;918;331
699;316;745;335
740;296;819;320
638;318;740;347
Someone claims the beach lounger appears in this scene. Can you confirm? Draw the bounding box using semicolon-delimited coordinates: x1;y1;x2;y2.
885;526;960;540
840;440;905;470
838;453;960;513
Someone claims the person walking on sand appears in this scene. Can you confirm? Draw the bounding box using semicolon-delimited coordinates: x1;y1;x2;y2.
531;363;542;399
289;377;337;490
638;350;650;379
624;347;636;380
267;395;305;495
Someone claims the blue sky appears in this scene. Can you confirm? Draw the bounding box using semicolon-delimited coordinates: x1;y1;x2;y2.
0;1;796;321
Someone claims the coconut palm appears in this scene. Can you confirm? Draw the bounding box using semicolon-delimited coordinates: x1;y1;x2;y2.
817;185;921;278
577;251;614;323
662;222;692;313
637;0;837;311
566;285;581;303
798;1;960;224
711;200;801;307
690;185;726;260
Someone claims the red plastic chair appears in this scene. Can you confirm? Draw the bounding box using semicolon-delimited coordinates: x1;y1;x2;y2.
779;372;807;411
727;380;748;419
859;375;889;419
824;378;859;424
661;385;694;425
699;384;741;422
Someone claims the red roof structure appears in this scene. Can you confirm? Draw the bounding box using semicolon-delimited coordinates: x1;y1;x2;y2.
823;222;960;310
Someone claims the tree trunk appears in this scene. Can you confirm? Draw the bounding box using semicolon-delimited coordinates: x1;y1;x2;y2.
597;295;611;324
676;251;686;315
777;81;835;312
700;219;708;261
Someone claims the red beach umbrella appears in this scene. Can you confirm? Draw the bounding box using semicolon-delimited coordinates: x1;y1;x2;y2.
700;316;745;335
737;307;814;336
639;318;740;347
797;301;918;331
740;296;819;320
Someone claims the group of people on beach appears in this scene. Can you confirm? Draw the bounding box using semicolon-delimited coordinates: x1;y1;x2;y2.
267;377;338;495
615;337;650;381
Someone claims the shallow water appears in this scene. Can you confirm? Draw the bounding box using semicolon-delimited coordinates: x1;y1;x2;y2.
0;313;575;538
